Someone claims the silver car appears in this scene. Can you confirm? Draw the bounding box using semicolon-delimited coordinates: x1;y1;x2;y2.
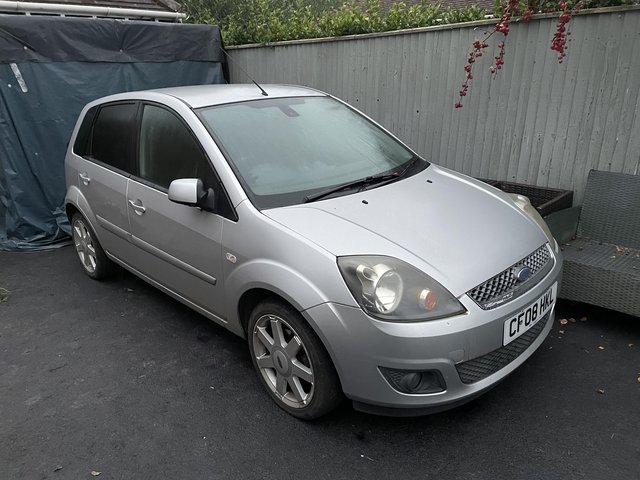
65;84;562;419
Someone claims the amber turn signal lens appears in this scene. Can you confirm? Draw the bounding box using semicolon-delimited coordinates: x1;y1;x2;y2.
418;288;437;311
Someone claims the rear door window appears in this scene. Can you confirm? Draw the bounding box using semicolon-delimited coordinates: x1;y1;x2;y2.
88;103;137;175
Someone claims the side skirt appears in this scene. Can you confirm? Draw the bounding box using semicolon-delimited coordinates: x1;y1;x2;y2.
105;250;247;339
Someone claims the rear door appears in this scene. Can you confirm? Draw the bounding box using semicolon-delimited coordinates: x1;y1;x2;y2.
126;103;234;320
73;102;138;263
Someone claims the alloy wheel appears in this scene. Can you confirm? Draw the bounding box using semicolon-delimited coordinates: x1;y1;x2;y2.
252;313;315;409
72;218;97;274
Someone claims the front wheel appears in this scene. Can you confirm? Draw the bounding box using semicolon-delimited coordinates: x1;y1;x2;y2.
248;300;342;420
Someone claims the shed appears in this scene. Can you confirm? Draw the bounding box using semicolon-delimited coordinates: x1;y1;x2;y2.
0;1;226;250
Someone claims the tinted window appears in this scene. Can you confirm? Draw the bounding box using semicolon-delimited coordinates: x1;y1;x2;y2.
73;105;98;156
90;103;137;174
138;105;214;190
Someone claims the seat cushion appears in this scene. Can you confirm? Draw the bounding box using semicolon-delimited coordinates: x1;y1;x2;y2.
560;238;640;317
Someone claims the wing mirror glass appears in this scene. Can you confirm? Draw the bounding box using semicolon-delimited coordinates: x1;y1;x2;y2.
168;178;216;212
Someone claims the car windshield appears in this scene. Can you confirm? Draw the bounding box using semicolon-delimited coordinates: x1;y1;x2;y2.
198;96;426;208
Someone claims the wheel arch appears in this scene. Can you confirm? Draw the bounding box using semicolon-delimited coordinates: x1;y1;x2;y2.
65;203;79;224
64;186;103;245
237;286;309;337
238;286;347;398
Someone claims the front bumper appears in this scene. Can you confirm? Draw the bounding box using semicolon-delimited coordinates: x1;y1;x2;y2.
303;252;562;414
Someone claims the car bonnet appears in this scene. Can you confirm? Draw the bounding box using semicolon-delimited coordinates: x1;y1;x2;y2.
262;165;549;297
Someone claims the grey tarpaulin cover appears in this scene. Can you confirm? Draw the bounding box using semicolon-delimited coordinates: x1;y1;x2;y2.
0;16;226;250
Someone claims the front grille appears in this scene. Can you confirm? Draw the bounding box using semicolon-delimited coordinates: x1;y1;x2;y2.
467;244;552;309
456;312;550;384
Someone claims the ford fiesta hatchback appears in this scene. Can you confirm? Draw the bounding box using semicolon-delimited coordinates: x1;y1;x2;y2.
65;84;562;419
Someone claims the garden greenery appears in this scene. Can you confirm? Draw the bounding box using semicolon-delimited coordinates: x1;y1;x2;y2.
182;0;636;46
183;0;489;46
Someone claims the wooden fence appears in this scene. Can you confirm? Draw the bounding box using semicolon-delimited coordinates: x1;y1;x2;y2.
228;6;640;203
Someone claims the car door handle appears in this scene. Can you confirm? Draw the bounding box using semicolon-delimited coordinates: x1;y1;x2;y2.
128;199;146;215
79;172;90;185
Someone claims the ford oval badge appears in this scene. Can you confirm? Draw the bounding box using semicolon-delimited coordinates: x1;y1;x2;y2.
514;266;532;283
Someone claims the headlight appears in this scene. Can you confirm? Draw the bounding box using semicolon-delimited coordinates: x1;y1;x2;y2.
508;193;556;249
338;256;466;321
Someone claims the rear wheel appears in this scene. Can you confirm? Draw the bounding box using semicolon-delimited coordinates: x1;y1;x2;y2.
71;213;112;280
248;299;342;420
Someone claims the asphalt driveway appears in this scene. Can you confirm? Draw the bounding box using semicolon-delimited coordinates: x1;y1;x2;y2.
1;246;638;480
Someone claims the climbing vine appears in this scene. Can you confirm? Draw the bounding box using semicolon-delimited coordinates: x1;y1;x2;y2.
455;0;587;108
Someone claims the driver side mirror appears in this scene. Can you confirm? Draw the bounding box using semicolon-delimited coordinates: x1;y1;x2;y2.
168;178;216;212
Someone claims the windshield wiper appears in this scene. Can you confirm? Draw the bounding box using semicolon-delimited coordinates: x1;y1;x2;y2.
398;156;421;178
303;157;423;203
303;172;400;203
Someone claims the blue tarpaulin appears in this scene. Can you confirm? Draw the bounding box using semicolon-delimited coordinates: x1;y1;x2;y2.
0;16;226;250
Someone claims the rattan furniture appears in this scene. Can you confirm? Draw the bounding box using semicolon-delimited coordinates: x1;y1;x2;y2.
555;170;640;317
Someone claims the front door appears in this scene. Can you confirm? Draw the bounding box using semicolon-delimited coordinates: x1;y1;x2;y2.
126;103;232;320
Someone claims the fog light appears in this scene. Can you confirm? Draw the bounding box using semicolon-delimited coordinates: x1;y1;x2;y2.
379;367;446;394
399;372;422;392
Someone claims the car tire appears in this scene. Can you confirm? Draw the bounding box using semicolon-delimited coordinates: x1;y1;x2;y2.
71;212;112;280
248;299;342;420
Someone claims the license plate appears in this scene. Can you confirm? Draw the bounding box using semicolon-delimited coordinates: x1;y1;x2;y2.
503;282;557;345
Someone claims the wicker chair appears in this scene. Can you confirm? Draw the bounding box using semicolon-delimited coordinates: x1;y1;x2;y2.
552;170;640;317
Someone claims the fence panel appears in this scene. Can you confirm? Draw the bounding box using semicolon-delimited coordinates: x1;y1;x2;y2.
228;7;640;203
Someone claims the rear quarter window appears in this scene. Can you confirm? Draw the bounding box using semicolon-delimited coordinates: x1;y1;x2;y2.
72;105;98;156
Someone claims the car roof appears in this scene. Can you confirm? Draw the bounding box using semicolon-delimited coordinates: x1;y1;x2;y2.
99;84;327;109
